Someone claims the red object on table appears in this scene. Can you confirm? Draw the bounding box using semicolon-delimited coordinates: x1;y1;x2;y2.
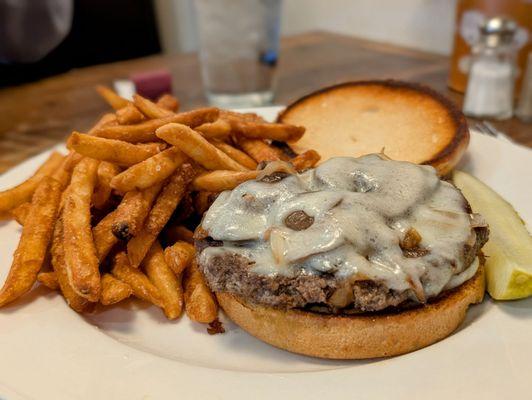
130;69;172;100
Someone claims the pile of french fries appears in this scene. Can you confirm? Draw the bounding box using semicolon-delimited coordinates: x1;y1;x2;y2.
0;86;319;329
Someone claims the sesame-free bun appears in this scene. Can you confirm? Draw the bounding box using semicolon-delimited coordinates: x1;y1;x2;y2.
278;81;469;176
216;262;485;360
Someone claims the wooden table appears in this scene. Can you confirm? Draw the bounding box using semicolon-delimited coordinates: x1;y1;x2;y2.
0;31;530;173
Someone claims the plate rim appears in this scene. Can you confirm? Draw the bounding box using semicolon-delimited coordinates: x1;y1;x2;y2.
0;106;531;400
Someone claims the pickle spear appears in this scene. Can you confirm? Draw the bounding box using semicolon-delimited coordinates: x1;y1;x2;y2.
453;170;532;300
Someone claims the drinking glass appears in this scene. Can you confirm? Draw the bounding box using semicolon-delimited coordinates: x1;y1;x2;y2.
194;0;282;108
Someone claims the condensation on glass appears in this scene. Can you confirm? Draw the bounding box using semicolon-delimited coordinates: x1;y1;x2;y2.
194;0;282;108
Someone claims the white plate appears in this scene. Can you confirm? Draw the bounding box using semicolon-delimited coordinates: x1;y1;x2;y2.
1;107;531;400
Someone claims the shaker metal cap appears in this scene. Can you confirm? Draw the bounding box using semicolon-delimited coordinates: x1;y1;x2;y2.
480;17;517;47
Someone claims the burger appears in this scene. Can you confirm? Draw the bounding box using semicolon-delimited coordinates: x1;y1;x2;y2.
195;155;489;359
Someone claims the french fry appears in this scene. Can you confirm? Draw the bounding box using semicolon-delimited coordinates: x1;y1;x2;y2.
227;119;305;142
47;118;108;188
100;274;133;305
62;152;85;173
92;212;118;262
93;183;163;261
163;225;195;244
94;108;219;143
110;147;187;192
211;140;258;169
164;241;195;275
193;225;210;241
62;158;101;301
192;170;259;192
67;132;166;167
134;94;174;119
144;241;184;319
235;137;284;163
96;85;129;110
59;182;72;213
0;151;64;213
51;216;93;312
184;260;218;323
220;110;266;123
156;123;247;171
196;119;232;139
111;252;163;307
127;164;196;268
291;149;321;171
110;183;163;240
0;84;318;320
37;271;59;290
89;113;118;134
156;94;180;112
11;202;30;225
52;153;79;188
194;191;218;215
172;193;194;224
116;103;145;124
82;113;118;144
0;177;62;306
92;162;121;209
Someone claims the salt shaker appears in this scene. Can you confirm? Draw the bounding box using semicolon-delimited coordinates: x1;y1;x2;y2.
463;17;518;120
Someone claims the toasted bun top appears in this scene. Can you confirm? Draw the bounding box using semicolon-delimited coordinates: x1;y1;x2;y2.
278;81;469;175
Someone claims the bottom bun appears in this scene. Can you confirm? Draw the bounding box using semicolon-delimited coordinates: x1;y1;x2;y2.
216;263;485;359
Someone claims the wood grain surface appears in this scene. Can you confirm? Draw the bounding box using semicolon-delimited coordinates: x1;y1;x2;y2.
0;31;530;173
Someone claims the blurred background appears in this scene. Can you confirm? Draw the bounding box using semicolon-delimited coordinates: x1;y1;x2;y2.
0;0;471;89
1;0;523;87
0;0;530;173
0;0;160;87
155;0;457;55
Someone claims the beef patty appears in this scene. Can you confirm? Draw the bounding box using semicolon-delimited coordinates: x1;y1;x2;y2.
196;225;488;313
